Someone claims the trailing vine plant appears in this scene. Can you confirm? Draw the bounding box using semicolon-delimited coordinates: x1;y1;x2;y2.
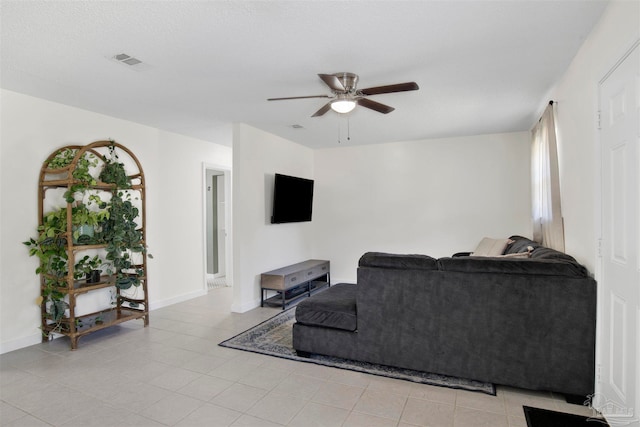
26;147;103;335
65;153;99;203
23;209;70;334
99;142;150;295
47;148;76;169
46;147;100;203
99;142;131;188
103;190;145;291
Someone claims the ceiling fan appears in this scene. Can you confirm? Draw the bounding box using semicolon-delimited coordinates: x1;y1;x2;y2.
267;72;419;117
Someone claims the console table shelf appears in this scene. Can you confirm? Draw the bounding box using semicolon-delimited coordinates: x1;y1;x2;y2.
261;260;330;309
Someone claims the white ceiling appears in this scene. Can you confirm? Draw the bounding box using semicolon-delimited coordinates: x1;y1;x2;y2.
1;0;608;149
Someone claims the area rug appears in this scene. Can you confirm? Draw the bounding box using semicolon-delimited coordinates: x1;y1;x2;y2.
219;307;495;395
524;406;609;427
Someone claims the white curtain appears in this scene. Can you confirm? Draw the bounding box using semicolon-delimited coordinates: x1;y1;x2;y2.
531;102;565;251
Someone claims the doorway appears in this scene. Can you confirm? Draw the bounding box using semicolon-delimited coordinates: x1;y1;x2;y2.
204;165;231;291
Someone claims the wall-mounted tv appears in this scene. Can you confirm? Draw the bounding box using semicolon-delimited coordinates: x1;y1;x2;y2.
271;173;314;224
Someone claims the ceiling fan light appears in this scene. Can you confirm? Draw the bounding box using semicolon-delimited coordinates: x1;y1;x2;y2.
331;99;356;114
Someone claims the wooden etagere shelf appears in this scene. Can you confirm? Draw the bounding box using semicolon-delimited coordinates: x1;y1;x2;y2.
35;140;149;349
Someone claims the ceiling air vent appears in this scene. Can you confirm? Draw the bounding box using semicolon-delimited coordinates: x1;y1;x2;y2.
111;53;149;70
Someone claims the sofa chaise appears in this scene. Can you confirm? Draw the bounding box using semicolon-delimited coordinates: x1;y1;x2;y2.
292;236;597;398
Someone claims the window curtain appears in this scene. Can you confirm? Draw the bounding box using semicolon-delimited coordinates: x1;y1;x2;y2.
531;101;565;251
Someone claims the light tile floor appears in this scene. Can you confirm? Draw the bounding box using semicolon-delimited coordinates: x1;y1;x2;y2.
1;287;601;426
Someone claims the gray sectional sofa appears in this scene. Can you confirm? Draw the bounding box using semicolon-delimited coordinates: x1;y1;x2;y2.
292;236;597;397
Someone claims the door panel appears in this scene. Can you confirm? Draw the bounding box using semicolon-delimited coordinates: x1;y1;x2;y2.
598;43;639;425
611;142;627;263
610;293;628;398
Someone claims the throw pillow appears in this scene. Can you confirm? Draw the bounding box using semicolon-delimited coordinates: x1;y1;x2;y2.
471;237;511;257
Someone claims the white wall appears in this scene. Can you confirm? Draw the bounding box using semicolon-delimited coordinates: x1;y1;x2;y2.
0;89;231;353
231;123;314;312
153;130;231;305
548;0;639;275
546;0;639;413
313;132;533;282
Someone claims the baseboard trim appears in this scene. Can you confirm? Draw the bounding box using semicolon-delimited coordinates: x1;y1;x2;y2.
231;298;261;313
329;278;353;286
149;289;207;311
0;332;43;355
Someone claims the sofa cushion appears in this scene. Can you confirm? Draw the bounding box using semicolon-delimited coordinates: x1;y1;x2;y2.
530;246;581;263
471;237;512;256
358;252;438;270
437;257;588;277
295;283;357;331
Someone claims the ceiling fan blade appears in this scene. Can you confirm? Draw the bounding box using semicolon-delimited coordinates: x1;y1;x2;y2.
311;102;333;117
267;95;331;101
318;74;346;92
359;82;419;96
357;98;395;114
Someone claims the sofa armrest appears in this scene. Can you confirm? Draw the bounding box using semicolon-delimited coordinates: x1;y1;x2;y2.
452;252;471;257
358;252;438;270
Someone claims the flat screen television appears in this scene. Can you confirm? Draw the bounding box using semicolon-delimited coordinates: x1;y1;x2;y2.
271;173;314;224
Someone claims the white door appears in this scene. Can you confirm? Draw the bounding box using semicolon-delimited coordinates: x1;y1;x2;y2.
598;42;639;426
216;174;226;278
206;170;228;278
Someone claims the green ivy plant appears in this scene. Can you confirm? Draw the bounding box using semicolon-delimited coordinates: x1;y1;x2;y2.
73;255;108;281
24;209;68;277
23;209;69;333
47;148;100;203
64;152;100;203
99;143;131;189
71;201;110;244
47;148;76;169
24;199;108;331
102;191;148;289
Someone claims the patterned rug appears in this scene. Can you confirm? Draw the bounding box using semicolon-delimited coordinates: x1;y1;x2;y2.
219;307;495;395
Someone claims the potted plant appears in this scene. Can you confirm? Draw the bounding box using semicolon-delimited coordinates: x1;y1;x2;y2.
73;255;112;284
71;201;109;244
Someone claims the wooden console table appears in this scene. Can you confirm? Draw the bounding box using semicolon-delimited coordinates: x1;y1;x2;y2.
261;259;330;309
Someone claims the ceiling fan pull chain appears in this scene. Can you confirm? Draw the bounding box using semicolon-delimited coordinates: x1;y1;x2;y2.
347;117;351;141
